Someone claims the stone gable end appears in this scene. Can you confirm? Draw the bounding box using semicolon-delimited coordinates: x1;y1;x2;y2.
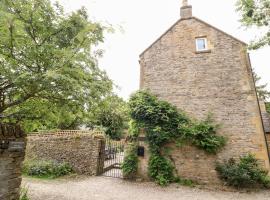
139;17;270;184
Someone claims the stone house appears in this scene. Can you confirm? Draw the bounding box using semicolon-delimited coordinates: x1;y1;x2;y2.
138;1;270;184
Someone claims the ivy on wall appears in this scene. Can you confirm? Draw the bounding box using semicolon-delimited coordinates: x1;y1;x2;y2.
122;142;138;179
123;90;226;185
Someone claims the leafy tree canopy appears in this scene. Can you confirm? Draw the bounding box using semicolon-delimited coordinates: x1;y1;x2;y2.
252;69;270;100
0;0;113;131
88;95;129;140
236;0;270;49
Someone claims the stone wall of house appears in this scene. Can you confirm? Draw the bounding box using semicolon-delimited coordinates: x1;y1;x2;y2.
0;124;26;200
167;144;222;184
139;17;270;184
25;131;105;175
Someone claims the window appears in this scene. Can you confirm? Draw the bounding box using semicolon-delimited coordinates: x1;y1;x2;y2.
196;38;208;51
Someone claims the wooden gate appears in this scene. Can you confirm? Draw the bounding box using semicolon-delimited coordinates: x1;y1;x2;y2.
97;137;125;178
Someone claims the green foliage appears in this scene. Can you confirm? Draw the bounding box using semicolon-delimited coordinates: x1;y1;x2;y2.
236;0;270;49
129;91;225;154
121;120;140;178
13;99;87;132
127;120;141;140
23;160;73;179
129;90;189;129
216;154;270;188
20;186;30;200
266;102;270;114
122;143;138;179
0;0;113;131
252;69;270;100
127;90;226;185
186;120;227;154
174;177;196;187
148;154;175;186
88;95;129;140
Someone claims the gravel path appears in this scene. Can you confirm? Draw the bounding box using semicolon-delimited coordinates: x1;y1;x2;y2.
23;176;270;200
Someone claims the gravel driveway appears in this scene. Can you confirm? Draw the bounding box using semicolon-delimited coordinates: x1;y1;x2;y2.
23;176;270;200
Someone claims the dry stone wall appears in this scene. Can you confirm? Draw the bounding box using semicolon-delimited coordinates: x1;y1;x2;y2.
25;131;104;175
139;17;270;184
0;124;26;200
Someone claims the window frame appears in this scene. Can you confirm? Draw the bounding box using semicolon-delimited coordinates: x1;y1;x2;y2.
195;37;208;52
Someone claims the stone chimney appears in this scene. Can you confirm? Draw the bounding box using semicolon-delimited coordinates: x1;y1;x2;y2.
180;0;192;19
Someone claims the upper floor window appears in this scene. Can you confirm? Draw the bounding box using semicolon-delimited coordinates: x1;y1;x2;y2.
196;37;208;51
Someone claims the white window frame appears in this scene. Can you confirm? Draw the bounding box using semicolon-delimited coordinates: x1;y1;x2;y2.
196;37;208;51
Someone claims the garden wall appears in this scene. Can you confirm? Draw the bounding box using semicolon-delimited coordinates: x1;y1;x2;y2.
0;124;26;200
25;130;105;175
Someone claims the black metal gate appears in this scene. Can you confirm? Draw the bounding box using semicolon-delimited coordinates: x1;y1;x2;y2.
97;138;125;178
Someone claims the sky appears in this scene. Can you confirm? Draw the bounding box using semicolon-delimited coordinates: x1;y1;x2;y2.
57;0;270;99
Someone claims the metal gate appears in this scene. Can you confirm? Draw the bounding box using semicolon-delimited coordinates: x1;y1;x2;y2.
97;137;125;178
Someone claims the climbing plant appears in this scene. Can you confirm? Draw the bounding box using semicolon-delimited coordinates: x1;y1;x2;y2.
123;90;226;185
122;142;138;179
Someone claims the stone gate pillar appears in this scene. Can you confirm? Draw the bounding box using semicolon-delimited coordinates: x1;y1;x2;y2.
0;124;26;200
136;130;150;180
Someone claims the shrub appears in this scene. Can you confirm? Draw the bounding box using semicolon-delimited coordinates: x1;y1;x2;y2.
216;154;270;188
23;160;73;179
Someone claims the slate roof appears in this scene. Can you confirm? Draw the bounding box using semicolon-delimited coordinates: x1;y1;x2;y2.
262;112;270;133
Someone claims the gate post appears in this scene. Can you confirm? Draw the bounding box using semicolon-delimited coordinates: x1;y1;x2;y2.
96;137;105;176
0;124;26;200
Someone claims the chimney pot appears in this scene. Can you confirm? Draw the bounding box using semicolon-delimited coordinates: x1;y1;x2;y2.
180;0;192;19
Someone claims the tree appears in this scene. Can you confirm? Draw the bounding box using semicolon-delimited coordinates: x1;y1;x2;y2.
236;0;270;49
16;99;88;132
252;69;270;100
88;95;129;140
0;0;113;131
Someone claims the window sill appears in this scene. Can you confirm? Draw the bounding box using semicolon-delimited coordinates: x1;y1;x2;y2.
195;50;211;54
